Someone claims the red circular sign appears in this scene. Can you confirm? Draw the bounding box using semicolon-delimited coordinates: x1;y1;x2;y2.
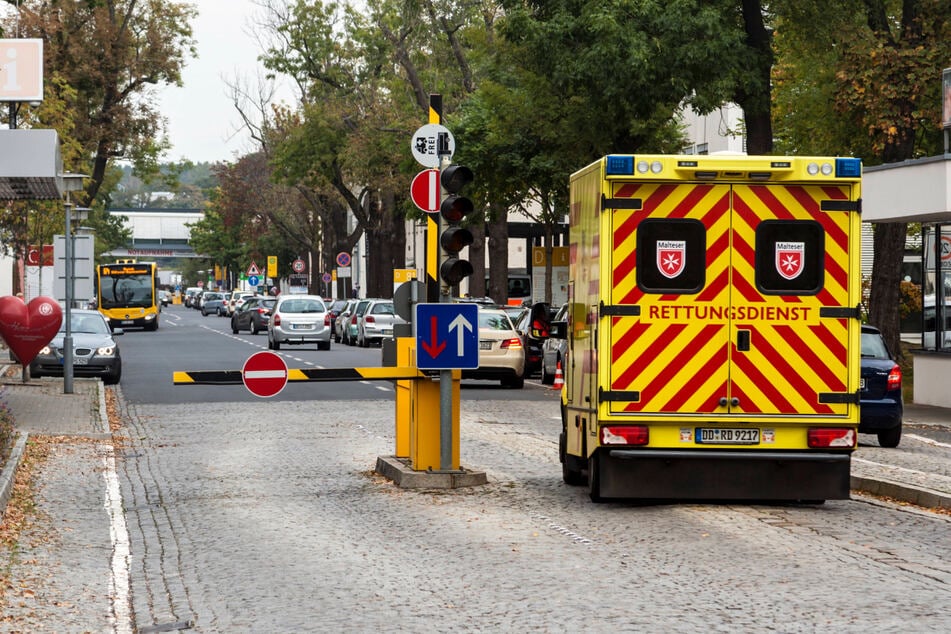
292;258;306;273
410;169;440;213
242;351;288;398
336;252;352;267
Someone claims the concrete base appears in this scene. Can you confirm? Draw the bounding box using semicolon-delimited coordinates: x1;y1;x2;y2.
375;455;488;489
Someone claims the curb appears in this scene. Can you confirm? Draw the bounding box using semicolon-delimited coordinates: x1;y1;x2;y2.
851;475;951;510
0;432;28;514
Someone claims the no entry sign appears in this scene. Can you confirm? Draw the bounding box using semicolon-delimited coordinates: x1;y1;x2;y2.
242;351;288;398
410;169;440;213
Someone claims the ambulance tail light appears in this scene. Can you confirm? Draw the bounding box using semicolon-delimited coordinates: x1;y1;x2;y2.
601;425;649;446
886;364;902;391
807;428;856;448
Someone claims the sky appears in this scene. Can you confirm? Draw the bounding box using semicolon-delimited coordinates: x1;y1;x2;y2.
157;0;295;165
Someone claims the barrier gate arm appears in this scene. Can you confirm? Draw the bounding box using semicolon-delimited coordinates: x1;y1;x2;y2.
173;366;428;385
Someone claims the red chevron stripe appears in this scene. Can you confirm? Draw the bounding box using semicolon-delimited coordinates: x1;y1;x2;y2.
611;320;651;365
773;324;847;391
747;185;795;220
730;347;799;413
660;327;729;412
728;380;761;413
696;268;729;302
733;326;834;414
787;186;849;252
641;183;677;212
612;323;687;390
668;184;715;218
809;322;848;368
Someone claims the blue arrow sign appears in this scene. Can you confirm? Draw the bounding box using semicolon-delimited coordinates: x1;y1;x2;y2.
248;275;260;287
415;303;479;370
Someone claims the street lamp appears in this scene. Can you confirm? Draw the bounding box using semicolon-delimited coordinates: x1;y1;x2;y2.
61;173;88;394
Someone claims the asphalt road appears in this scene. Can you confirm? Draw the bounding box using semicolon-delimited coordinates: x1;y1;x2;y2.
126;304;555;404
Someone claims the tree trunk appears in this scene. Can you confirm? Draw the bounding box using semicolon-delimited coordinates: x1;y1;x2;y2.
486;204;508;304
868;222;907;360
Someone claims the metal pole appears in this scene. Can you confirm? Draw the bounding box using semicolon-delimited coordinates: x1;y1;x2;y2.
63;198;74;394
437;154;453;471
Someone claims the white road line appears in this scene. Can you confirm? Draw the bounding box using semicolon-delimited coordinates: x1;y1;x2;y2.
852;457;937;476
904;433;951;449
101;445;133;634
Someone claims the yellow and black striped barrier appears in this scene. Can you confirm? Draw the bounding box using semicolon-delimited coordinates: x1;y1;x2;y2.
173;366;428;385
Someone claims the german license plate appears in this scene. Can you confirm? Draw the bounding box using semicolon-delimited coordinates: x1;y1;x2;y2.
696;427;760;444
121;320;134;325
479;340;493;350
291;323;312;330
73;357;88;365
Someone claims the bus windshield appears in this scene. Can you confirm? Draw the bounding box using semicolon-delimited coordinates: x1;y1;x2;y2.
99;271;155;308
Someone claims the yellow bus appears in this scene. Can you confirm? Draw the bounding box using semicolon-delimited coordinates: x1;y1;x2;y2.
97;261;160;330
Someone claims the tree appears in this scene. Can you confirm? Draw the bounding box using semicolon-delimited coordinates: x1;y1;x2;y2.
773;0;951;356
1;0;197;206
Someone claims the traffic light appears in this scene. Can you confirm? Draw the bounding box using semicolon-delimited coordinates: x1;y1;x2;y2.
439;165;475;286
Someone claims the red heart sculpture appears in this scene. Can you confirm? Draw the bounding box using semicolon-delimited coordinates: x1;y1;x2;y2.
0;296;63;366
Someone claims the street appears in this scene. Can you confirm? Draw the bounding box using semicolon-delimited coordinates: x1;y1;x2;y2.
2;304;950;631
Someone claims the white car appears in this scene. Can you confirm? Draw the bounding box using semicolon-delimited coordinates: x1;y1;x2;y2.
267;294;332;350
461;307;525;388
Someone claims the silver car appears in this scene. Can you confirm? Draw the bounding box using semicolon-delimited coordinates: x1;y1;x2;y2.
541;302;569;385
29;309;124;385
267;294;332;350
356;299;407;347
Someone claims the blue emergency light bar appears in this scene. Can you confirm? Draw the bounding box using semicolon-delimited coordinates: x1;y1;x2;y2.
605;155;634;175
835;158;862;178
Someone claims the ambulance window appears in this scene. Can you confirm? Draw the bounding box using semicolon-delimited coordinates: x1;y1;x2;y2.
636;219;706;293
756;220;824;294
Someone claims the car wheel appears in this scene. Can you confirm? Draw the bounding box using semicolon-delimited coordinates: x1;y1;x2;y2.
251;321;260;335
231;319;239;334
588;451;603;503
104;360;122;385
318;341;331;351
541;361;553;385
334;332;341;343
501;375;524;389
271;338;281;350
878;424;902;448
360;335;368;348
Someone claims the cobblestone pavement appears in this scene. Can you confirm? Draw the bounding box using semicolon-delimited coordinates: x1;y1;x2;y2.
2;377;951;631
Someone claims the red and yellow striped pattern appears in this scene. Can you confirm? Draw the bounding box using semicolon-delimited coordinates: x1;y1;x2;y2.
607;182;854;418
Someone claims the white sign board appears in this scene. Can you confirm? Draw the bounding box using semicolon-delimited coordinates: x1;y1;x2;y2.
0;39;44;102
411;123;454;168
53;234;95;303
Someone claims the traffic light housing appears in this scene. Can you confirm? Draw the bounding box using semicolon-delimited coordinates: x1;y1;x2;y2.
439;165;475;286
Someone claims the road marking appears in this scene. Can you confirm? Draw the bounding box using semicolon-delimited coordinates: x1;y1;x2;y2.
852;457;940;477
101;445;133;633
903;433;951;449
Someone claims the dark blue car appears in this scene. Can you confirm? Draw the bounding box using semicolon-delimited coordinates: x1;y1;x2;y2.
859;324;903;447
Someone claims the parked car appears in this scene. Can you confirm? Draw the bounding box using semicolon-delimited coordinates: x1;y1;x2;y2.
343;298;374;346
183;287;201;307
541;302;569;385
229;292;255;316
267;294;332;350
461;307;525;389
231;297;276;334
859;324;903;447
356;299;407;347
922;295;951;349
326;299;350;340
200;291;228;316
29;310;123;385
513;306;545;377
334;300;359;343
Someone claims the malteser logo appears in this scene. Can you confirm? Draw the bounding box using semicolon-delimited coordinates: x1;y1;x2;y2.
657;240;686;279
775;242;805;280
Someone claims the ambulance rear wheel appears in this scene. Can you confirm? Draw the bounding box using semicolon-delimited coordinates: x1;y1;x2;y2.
560;431;584;486
588;451;603;503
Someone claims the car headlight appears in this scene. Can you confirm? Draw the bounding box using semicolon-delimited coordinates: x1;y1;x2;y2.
97;345;116;356
39;345;52;355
